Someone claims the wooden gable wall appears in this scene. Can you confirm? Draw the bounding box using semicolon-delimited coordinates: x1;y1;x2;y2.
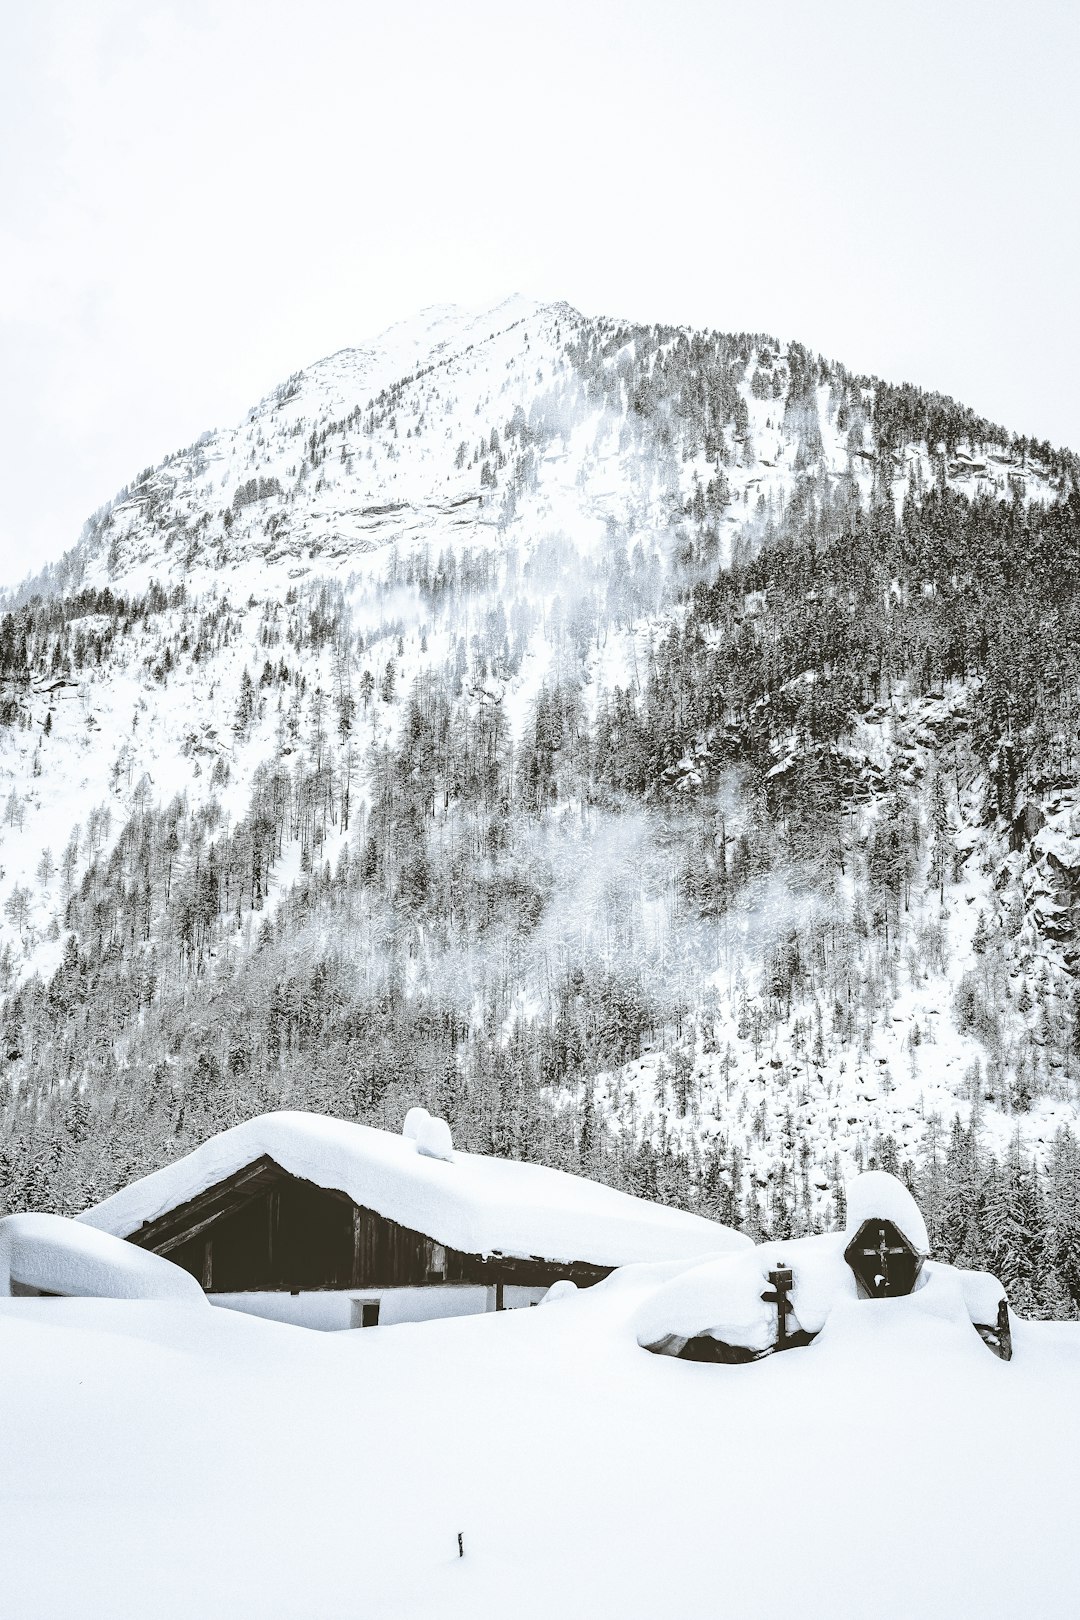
127;1156;610;1293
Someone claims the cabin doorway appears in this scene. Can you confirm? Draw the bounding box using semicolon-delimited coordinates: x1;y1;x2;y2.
350;1298;381;1328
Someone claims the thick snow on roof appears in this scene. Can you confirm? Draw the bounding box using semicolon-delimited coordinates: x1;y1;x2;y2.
77;1110;749;1268
845;1169;930;1254
0;1213;206;1303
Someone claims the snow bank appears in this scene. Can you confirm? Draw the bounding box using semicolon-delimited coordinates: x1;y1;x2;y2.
78;1110;750;1269
0;1213;206;1303
844;1169;929;1254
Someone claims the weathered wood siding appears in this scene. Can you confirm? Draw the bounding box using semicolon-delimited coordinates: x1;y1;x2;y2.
130;1157;610;1294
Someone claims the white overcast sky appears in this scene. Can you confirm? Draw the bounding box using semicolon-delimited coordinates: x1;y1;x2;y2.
2;0;1078;588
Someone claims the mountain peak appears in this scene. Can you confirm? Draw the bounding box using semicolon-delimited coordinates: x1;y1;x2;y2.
314;294;554;385
11;300;1071;609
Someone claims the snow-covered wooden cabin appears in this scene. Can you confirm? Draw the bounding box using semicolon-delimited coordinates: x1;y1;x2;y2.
77;1109;748;1329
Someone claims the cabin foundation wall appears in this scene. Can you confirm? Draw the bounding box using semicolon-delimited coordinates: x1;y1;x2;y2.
209;1284;548;1331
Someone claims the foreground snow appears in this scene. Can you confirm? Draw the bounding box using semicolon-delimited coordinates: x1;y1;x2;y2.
2;1273;1078;1619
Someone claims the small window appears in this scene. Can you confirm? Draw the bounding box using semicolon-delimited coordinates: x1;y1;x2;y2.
351;1298;381;1328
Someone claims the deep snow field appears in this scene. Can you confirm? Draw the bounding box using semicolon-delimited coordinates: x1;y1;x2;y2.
3;1276;1079;1620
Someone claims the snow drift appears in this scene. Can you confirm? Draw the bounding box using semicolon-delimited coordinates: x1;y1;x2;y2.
0;1212;206;1303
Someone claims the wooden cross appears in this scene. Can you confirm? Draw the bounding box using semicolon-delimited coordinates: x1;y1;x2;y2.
761;1265;794;1350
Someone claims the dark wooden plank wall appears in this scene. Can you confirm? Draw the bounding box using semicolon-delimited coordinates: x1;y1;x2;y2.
134;1159;611;1294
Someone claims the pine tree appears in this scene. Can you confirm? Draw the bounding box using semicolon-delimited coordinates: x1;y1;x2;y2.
1045;1126;1080;1314
939;1118;983;1267
927;770;949;905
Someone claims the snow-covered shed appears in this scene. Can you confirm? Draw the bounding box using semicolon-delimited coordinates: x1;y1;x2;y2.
633;1172;1011;1363
841;1168;929;1299
77;1110;749;1330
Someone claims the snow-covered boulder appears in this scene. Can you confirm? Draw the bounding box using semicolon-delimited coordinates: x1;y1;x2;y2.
541;1279;578;1306
0;1213;206;1303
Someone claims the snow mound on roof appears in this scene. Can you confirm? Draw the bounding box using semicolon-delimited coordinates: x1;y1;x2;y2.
415;1115;454;1163
77;1111;750;1269
402;1107;455;1163
845;1170;929;1254
634;1233;858;1356
0;1213;206;1303
402;1107;428;1142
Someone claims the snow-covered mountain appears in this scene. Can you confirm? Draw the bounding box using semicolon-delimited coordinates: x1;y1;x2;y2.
2;296;1079;1313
